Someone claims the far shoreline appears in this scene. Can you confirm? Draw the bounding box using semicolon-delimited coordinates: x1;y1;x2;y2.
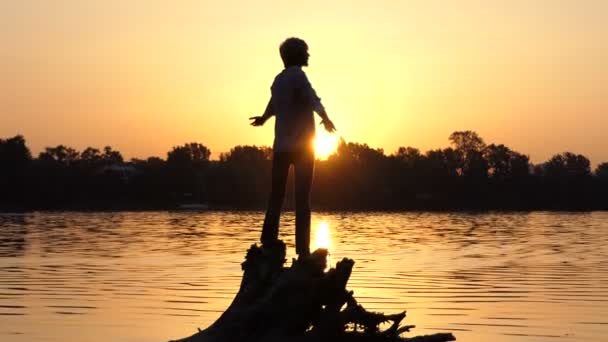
2;204;606;214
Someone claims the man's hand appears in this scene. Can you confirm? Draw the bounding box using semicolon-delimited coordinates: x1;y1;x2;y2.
320;118;336;133
249;116;266;127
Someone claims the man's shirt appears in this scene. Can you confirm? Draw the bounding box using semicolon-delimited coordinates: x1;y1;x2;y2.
270;66;325;152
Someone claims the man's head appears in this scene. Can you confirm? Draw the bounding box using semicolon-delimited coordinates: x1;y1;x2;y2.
279;37;309;68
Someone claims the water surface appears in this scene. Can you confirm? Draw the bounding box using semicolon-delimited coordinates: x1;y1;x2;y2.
1;211;607;341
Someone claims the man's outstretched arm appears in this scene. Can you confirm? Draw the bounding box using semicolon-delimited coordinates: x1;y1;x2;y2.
250;98;274;126
298;71;336;133
316;108;336;133
310;99;336;133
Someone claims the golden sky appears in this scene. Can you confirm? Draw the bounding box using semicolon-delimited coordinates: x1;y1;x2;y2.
1;1;607;164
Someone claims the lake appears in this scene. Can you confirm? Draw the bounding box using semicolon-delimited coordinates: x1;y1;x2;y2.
1;211;607;341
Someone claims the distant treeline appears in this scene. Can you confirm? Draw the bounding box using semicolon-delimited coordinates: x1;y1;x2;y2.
1;131;607;211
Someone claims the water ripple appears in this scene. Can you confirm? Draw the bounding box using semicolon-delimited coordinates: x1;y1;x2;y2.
0;211;607;341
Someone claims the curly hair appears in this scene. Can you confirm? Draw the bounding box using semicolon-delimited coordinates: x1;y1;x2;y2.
279;37;309;67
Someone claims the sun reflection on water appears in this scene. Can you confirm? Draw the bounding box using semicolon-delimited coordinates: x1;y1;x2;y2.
313;221;332;251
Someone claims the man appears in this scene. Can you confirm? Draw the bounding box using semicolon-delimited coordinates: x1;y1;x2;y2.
250;37;336;257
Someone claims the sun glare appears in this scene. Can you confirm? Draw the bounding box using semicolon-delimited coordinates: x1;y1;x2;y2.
314;133;339;160
313;221;332;250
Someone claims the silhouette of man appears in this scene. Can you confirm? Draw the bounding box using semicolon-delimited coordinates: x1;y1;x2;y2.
250;37;336;257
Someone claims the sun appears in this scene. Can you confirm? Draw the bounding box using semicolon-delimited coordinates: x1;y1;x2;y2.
313;132;339;160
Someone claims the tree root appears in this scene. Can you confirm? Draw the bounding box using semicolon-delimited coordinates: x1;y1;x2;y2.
170;241;455;342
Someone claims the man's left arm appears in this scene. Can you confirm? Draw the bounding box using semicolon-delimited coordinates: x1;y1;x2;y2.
298;71;336;132
260;98;274;122
250;98;274;126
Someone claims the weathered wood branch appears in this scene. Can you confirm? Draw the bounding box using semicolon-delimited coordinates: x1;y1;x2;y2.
170;241;455;342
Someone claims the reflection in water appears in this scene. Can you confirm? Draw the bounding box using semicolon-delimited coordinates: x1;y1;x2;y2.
0;211;607;342
0;214;27;258
313;221;331;250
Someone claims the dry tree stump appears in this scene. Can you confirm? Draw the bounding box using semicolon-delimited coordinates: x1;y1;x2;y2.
171;241;455;342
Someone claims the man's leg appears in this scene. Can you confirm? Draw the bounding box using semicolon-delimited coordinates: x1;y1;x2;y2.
294;148;315;256
261;152;290;246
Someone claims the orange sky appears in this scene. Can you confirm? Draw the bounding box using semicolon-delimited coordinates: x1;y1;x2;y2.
1;1;607;165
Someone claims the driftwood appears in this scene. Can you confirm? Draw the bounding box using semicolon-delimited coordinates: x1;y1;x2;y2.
170;241;455;342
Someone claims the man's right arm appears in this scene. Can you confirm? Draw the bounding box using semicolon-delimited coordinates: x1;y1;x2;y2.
250;98;273;127
260;98;274;123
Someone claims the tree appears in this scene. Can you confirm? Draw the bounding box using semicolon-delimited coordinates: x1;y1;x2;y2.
166;143;212;204
38;145;80;165
393;146;422;168
0;135;32;169
0;135;32;205
80;147;102;165
449;130;486;155
540;152;592;209
485;144;530;181
219;145;272;164
544;152;591;181
214;145;273;207
320;139;389;209
448;131;488;179
101;146;123;163
595;162;608;180
0;133;604;210
388;147;424;204
329;138;385;165
167;143;211;166
420;148;459;188
127;156;168;206
422;149;449;178
510;153;531;179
